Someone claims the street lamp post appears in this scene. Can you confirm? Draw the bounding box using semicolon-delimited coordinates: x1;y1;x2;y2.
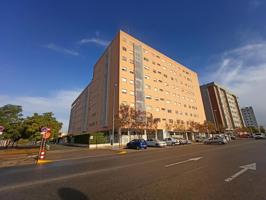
112;83;118;148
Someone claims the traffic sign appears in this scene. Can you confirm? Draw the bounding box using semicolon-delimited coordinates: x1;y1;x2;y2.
41;127;49;132
42;131;51;139
0;126;4;132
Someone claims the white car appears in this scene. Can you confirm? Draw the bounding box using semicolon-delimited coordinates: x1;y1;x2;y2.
164;138;177;146
254;133;265;139
146;139;167;147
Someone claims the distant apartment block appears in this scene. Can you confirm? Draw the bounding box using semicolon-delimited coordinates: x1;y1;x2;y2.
68;30;206;139
200;82;244;131
241;106;258;128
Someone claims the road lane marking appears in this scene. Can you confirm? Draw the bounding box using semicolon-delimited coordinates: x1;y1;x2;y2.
224;163;256;182
165;157;203;167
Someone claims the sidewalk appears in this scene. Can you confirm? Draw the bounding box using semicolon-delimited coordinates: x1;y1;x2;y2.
0;145;125;169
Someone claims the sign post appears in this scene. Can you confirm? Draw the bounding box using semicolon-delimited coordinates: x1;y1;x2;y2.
37;127;51;164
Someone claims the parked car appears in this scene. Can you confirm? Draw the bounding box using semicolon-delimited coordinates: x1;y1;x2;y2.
146;139;167;147
254;133;265;139
230;135;236;140
177;138;192;145
203;137;226;145
126;139;147;150
195;136;205;142
238;134;250;138
164;138;177;146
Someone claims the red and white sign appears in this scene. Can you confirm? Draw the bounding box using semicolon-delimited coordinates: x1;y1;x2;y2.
43;131;51;139
0;126;4;135
41;127;50;132
0;126;4;132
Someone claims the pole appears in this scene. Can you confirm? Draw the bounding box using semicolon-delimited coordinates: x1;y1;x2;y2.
112;83;117;148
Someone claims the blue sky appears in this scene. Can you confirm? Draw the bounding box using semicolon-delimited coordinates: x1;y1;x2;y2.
1;0;266;130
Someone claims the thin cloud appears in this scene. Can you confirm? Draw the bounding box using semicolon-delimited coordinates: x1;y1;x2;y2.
0;89;81;132
249;0;261;9
45;43;79;56
201;41;266;127
78;37;110;47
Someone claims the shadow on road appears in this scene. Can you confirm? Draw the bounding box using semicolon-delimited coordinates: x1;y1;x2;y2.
58;187;89;200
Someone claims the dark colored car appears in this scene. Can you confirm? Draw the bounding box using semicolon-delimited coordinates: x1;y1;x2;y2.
126;139;147;150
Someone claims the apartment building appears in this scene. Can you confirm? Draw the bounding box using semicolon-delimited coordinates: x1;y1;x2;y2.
241;106;258;128
200;82;244;131
68;30;206;140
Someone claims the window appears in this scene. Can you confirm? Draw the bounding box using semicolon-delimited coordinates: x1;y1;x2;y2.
169;119;173;123
161;108;165;111
156;107;160;111
145;95;152;99
153;69;157;73
160;98;164;101
122;47;127;51
129;80;134;84
154;97;159;101
122;89;127;94
145;84;151;89
145;75;150;79
122;56;127;61
122;67;127;71
144;57;149;62
146;105;152;110
144;65;150;70
130;70;134;74
154;87;158;92
130;91;134;96
166;100;170;104
168;109;172;113
122;77;127;83
129;59;134;64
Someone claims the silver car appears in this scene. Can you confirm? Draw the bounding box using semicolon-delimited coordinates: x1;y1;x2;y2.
146;139;167;147
203;137;226;145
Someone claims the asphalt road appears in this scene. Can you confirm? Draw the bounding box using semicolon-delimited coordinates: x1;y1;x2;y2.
0;139;265;200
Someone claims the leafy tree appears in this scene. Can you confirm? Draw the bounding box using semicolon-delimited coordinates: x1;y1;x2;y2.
0;104;24;147
22;112;62;142
259;126;265;133
247;126;259;133
173;120;186;132
116;104;133;133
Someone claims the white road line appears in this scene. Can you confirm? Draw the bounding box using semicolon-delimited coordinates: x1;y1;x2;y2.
224;163;256;182
165;157;203;168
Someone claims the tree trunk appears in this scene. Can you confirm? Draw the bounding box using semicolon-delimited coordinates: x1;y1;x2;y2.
118;128;121;148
